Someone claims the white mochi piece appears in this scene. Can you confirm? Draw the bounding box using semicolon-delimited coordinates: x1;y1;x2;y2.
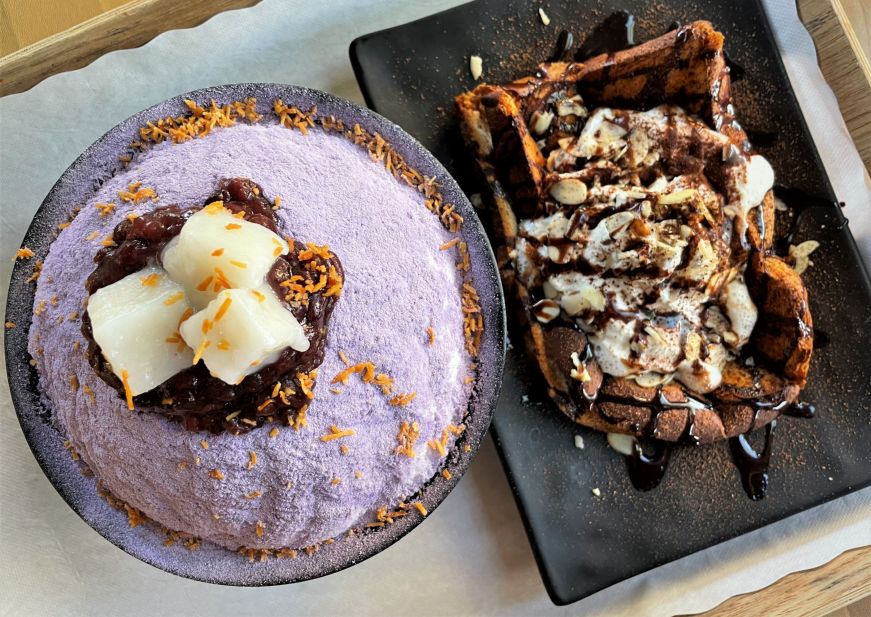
86;265;194;396
180;287;309;385
162;203;289;309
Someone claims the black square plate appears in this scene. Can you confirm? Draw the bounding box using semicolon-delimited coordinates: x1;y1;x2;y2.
350;0;871;605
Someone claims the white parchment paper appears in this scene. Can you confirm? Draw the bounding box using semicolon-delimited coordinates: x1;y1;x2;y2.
1;1;869;615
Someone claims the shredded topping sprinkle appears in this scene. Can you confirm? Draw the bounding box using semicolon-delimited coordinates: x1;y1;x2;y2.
163;291;184;306
395;420;421;458
320;425;356;441
95;202;116;217
120;369;134;410
140;273;160;287
118;182;157;204
388;392;417;407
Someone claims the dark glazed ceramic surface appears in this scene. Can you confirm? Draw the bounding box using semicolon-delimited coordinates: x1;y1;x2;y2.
350;0;871;605
3;84;506;586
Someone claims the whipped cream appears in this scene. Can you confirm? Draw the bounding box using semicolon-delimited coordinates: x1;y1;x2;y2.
517;105;766;393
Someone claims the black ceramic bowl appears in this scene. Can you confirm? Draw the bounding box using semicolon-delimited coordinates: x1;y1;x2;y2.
3;84;506;585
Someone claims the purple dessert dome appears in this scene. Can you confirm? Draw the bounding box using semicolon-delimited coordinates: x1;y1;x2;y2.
29;120;473;550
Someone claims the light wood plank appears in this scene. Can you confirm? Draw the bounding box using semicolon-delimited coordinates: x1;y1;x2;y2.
688;545;871;617
840;0;870;60
798;0;871;174
0;0;260;96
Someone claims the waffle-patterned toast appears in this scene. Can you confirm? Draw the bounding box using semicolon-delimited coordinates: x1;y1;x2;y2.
455;21;812;444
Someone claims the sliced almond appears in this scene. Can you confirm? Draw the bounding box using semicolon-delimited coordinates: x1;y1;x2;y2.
532;299;561;324
531;110;554;135
556;96;586;117
469;55;483;80
549;178;587;205
657;188;697;205
607;432;636;456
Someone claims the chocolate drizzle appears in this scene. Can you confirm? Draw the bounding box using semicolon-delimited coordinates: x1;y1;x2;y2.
729;421;776;500
723;50;746;82
486;14;820;499
574;11;636;61
549;30;575;62
781;400;816;418
773;185;844;256
626;440;673;490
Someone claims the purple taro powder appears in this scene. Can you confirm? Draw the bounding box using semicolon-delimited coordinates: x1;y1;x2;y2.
28;122;471;550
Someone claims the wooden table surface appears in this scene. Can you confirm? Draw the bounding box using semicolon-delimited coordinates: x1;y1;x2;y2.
0;1;868;616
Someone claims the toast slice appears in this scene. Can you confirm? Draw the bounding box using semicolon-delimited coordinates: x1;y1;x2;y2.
455;21;812;444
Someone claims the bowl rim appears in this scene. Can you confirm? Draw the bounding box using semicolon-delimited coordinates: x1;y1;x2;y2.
3;82;507;586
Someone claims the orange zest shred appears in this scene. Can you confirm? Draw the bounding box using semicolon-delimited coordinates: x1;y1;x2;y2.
211;248;225;256
442;469;452;480
388;392;416;407
95;202;116;217
203;200;226;214
297;242;331;261
394;420;421;458
439;238;460;250
462;283;483;356
178;307;194;327
331;362;375;385
15;247;35;260
163;291;184;306
297;371;316;399
229;260;247;269
247;451;258;470
426;327;436;346
225;223;242;230
118;182;157;204
195;275;214;291
192;339;210;365
140;272;160;286
323;266;343;297
209;469;225;480
320;425;356;442
427;438;447;457
120;369;134;410
250;290;266;302
412;502;428;516
293;404;309;431
214;297;233;321
213;267;232;291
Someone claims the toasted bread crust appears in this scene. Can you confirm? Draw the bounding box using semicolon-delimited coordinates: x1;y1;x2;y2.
455;21;812;444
